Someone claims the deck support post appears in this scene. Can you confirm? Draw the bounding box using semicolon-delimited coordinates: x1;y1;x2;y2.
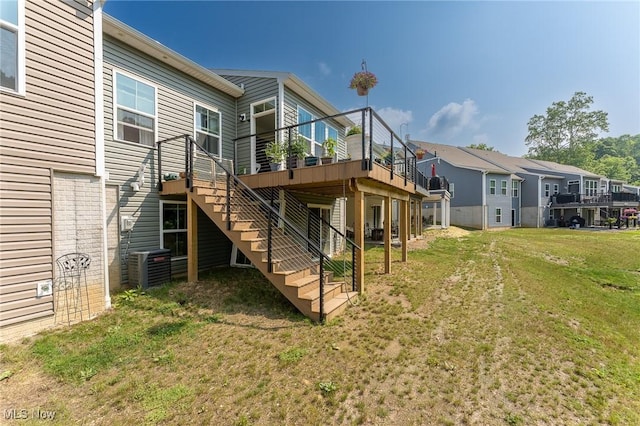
384;195;391;274
354;189;365;293
416;199;423;237
187;193;198;282
401;199;408;262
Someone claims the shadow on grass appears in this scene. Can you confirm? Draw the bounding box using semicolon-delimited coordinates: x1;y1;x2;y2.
119;266;310;328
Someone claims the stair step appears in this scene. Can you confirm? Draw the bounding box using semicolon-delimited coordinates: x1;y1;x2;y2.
231;220;261;231
299;282;344;302
270;254;317;271
317;292;358;321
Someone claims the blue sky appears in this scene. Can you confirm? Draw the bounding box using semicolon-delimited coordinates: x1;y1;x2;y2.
104;1;639;156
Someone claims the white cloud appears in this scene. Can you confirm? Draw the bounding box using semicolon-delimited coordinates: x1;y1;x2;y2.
318;62;331;76
427;99;478;137
377;107;413;135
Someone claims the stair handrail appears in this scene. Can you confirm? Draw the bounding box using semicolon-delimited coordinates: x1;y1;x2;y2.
184;135;336;321
156;134;192;192
273;187;361;251
268;187;360;292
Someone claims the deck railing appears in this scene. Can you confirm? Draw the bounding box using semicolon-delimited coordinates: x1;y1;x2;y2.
232;107;431;192
551;192;640;206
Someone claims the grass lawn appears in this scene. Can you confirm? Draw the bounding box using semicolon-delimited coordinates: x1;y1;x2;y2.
1;227;639;425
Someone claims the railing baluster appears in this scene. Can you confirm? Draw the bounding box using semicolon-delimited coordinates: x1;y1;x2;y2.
268;187;274;273
368;108;373;171
226;173;231;231
351;243;356;292
319;257;324;323
288;128;293;180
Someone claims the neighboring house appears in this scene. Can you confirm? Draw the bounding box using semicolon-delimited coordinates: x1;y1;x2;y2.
409;141;640;229
409;141;517;229
0;0;108;342
521;159;638;226
458;147;554;228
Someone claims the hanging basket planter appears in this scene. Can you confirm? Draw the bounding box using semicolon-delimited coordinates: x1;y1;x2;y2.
349;70;377;96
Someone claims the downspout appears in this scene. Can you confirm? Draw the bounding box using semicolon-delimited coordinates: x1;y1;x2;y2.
538;175;544;228
481;170;488;230
94;0;110;309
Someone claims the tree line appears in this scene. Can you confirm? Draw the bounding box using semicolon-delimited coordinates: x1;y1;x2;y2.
525;91;639;185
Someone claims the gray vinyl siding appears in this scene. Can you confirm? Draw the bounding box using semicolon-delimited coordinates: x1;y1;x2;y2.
217;75;280;172
486;173;512;228
425;163;482;206
0;0;96;329
519;173;542;208
103;36;237;284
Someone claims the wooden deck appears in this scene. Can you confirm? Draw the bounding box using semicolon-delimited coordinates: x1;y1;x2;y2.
239;159;419;199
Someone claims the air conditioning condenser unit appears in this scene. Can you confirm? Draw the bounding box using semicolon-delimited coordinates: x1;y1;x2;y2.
129;249;172;288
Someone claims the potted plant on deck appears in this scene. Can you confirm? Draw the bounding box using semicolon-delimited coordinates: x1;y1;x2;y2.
265;141;285;171
415;148;425;160
349;71;377;96
288;135;307;169
321;137;337;164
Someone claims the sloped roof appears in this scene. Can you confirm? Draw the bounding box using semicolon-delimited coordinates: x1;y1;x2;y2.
525;159;604;179
412;140;606;180
460;147;541;174
410;141;511;174
212;69;353;128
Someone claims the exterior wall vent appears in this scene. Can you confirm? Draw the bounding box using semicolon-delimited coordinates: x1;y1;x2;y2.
129;249;172;288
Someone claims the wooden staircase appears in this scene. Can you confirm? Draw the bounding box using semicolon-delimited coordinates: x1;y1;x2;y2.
188;180;357;322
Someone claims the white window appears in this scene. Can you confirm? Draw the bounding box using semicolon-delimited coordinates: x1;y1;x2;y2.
512;181;519;197
501;180;508;196
252;99;275;115
544;183;550;197
489;179;496;195
297;106;338;157
0;0;25;94
449;182;455;199
114;71;156;145
612;184;621;192
160;201;187;258
553;184;559;195
585;180;598;196
496;208;502;223
194;103;221;156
